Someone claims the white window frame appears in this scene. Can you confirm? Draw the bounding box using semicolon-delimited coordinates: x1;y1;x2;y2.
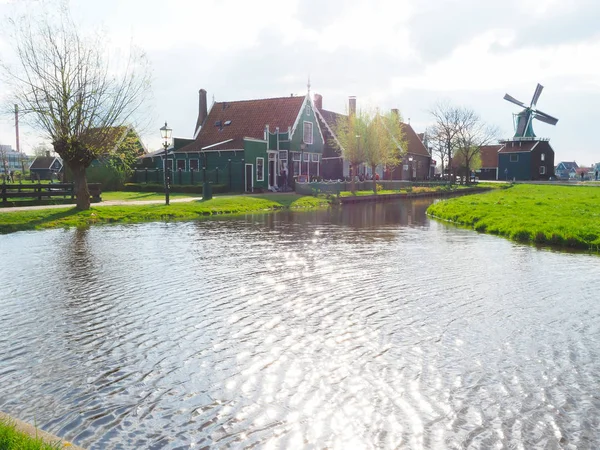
539;166;546;175
256;157;264;181
311;153;319;162
303;153;310;162
189;158;199;171
279;150;288;161
303;121;313;144
176;159;186;171
510;154;519;162
292;152;301;162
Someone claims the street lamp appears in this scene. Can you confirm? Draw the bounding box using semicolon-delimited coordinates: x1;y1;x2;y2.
355;135;361;180
160;121;172;205
408;156;413;181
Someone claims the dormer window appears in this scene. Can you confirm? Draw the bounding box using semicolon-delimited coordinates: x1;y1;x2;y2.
306;104;311;116
541;153;545;161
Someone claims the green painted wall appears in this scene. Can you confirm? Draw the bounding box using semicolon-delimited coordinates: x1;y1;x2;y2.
244;139;268;190
498;152;532;181
290;101;324;154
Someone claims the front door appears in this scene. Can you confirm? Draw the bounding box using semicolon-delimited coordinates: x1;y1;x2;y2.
245;164;253;192
268;160;276;189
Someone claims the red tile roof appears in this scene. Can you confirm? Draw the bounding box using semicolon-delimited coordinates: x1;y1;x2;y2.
498;140;539;153
479;144;503;168
401;123;430;157
177;96;306;152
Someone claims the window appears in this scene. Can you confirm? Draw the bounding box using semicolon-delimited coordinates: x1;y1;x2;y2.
176;160;186;170
303;121;313;144
403;164;409;171
189;159;199;171
311;153;319;162
279;150;288;161
256;157;264;181
541;153;545;161
510;154;519;162
306;104;311;116
539;166;546;174
292;152;301;162
303;153;310;162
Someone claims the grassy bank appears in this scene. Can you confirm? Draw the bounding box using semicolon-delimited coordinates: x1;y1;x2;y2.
0;418;61;449
0;194;330;234
427;184;600;251
338;185;479;197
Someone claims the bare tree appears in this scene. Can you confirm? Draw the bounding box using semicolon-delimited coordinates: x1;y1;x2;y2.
425;125;448;178
3;4;151;209
428;101;475;182
455;114;498;184
32;143;53;157
0;146;8;180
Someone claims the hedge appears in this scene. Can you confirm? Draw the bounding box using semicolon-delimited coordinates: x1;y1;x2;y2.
123;183;229;194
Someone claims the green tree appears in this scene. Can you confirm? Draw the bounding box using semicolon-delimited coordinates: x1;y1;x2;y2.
332;110;366;192
363;109;405;193
4;4;151;209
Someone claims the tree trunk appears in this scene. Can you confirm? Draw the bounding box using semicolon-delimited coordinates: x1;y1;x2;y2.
372;164;377;194
69;161;90;210
53;138;94;210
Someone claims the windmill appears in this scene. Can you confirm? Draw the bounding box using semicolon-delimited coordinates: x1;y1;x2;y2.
503;84;558;139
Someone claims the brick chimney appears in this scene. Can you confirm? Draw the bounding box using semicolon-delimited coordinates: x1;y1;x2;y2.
314;93;323;111
195;89;208;134
349;96;356;116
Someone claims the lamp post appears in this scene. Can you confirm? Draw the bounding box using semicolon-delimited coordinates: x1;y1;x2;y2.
355;135;361;180
160;122;172;205
408;156;413;181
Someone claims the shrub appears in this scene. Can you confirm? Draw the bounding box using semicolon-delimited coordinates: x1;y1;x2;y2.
123;183;229;194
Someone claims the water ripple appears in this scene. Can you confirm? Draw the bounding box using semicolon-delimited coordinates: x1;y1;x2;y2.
1;201;600;448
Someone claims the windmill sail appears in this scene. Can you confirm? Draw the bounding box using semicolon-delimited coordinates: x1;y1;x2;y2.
530;84;544;107
504;84;558;138
503;94;526;108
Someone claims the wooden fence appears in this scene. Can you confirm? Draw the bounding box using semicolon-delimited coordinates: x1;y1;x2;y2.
1;182;102;205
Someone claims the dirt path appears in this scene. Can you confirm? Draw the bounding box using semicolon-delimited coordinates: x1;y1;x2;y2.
0;197;201;213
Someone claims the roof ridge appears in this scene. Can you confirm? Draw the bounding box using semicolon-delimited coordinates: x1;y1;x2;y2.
215;95;306;104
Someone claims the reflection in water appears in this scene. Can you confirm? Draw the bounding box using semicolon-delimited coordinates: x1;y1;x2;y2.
1;199;600;449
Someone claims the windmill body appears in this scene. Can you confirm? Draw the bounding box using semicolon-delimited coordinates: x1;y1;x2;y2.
496;84;559;181
503;83;559;140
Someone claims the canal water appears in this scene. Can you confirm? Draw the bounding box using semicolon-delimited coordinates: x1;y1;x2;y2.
1;199;599;449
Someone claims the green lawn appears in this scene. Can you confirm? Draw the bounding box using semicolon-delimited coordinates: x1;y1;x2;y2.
0;418;62;449
0;194;330;234
427;184;600;251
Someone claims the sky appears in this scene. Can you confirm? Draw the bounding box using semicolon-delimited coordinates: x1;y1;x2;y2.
0;0;598;165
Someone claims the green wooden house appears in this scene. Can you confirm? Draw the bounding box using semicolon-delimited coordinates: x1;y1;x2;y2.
154;89;325;192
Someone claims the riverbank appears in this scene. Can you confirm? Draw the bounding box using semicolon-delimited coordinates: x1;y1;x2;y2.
0;411;84;449
0;194;329;234
427;184;600;251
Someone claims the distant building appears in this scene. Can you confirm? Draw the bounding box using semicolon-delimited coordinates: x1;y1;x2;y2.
0;145;28;173
554;161;578;180
29;155;63;180
474;145;501;180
